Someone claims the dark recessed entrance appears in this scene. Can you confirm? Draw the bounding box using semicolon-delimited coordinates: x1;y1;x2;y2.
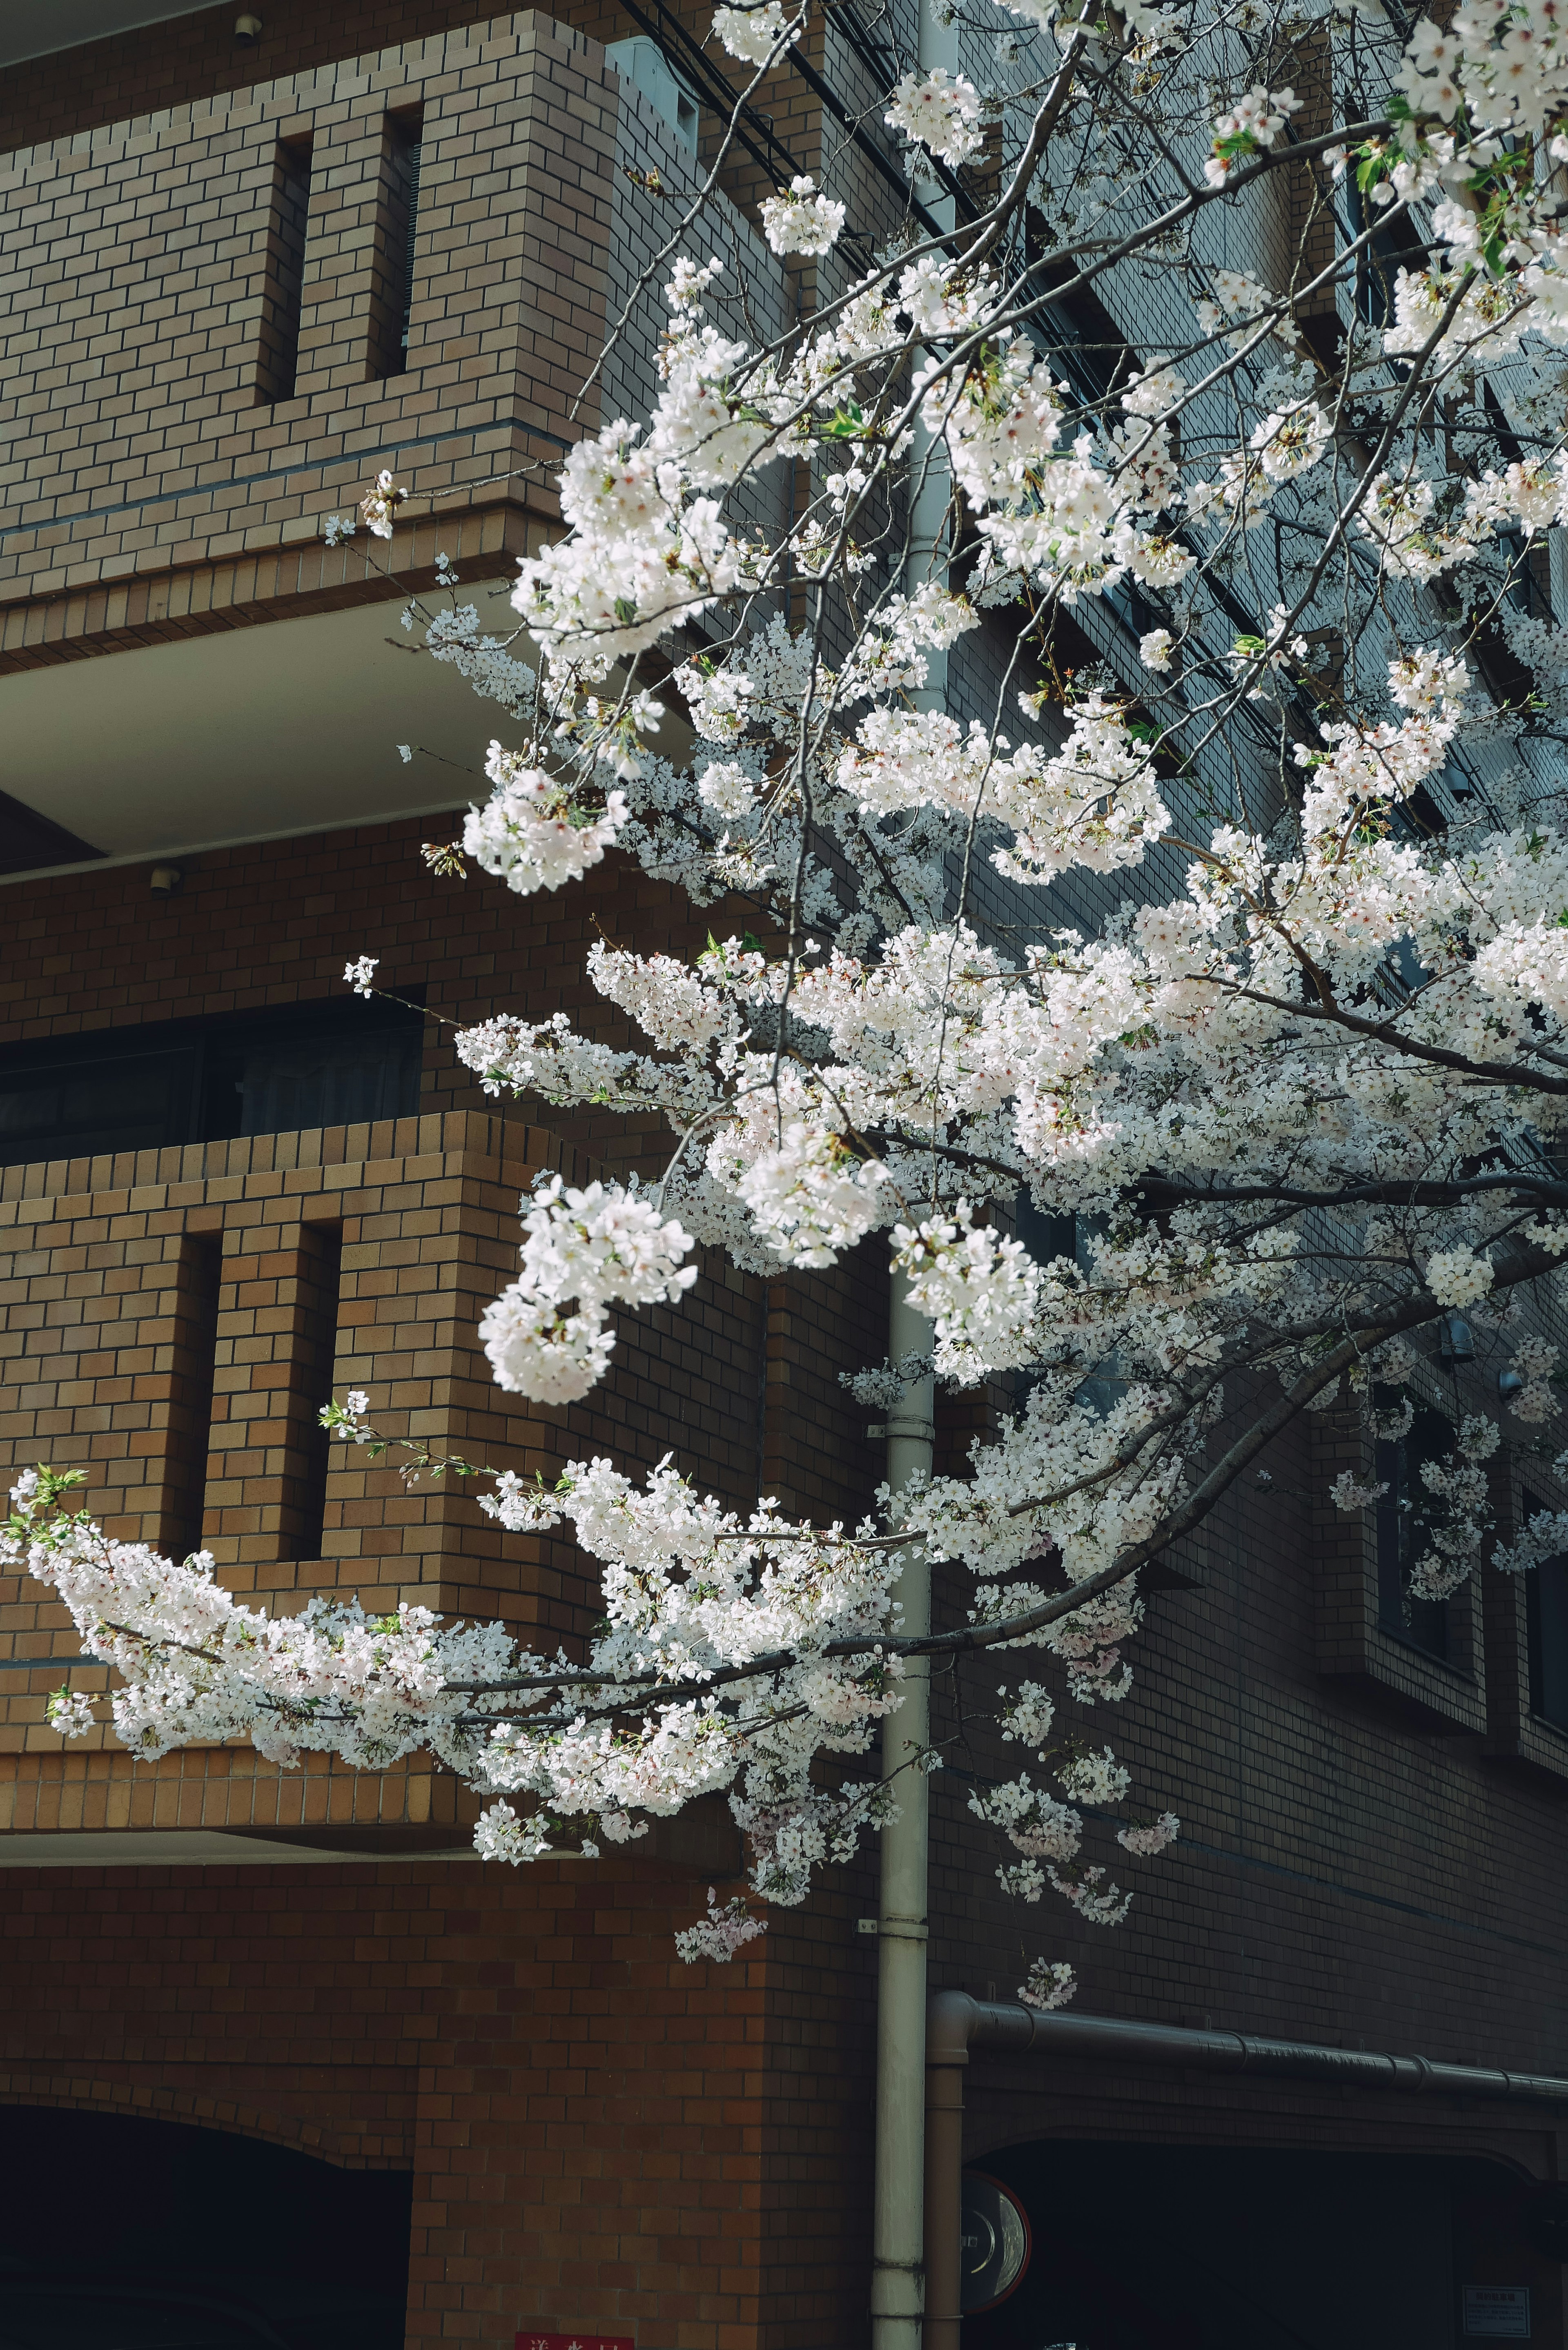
962;2141;1557;2350
0;2106;412;2349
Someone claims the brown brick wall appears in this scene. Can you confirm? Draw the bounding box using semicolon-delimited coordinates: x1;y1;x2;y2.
0;0;831;253
924;1389;1568;2093
0;1851;876;2350
0;818;887;1742
0;6;795;677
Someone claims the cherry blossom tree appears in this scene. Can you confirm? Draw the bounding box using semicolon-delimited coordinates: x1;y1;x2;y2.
14;0;1568;1998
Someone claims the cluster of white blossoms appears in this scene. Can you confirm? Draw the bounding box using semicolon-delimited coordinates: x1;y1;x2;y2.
359;468;405;538
1496;1501;1568;1577
479;1176;699;1404
712;0;798;62
1205;83;1303;186
1425;1247;1494;1310
1249;398;1330;484
1117;1813;1180;1857
674;1891;768;1963
1331;1471;1390;1513
1019;1956;1078;2010
1408;1419;1503;1600
1393;0;1568;141
510;425;744;672
759;174;846;257
884;67;984;167
30;0;1568;1992
835;694;1168;884
463;744;630;895
1505;1338;1560;1425
1293;652;1468;838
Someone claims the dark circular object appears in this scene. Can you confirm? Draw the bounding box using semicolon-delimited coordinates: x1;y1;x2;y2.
958;2169;1032;2314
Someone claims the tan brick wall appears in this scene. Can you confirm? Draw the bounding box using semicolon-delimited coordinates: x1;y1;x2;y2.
0;816;889;1754
0;0;835;263
0;13;619;659
0;6;794;675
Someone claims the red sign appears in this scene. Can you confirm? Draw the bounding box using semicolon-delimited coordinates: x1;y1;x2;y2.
516;2336;634;2350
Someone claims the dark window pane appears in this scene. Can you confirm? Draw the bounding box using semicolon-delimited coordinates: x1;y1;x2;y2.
235;1031;419;1136
1374;1391;1452;1659
0;1002;423;1167
1524;1496;1568;1729
0;1048;195;1165
1014;1189;1076;1267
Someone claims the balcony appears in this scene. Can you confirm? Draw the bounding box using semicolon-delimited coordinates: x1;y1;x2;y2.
0;8;787;875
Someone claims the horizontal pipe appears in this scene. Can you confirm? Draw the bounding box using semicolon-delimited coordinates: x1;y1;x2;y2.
931;1993;1568;2104
924;1993;1568;2350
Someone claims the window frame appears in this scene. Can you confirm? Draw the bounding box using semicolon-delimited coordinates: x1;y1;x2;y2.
1314;1379;1487;1735
1372;1389;1461;1664
1482;1458;1568;1785
0;996;425;1171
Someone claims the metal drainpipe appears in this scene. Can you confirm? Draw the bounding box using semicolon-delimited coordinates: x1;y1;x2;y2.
923;1991;1568;2349
871;1;960;2337
905;0;959;721
870;1278;938;2350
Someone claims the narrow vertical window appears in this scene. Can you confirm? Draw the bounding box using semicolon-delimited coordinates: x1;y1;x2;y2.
368;109;423;380
256;135;312;404
159;1234;223;1564
283;1223;343;1561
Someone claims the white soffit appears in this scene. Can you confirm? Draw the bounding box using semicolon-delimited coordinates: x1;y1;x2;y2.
0;2;215;68
0;586;521;878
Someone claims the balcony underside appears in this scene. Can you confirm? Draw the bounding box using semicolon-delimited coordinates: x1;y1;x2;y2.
0;583;515;879
0;2;211;67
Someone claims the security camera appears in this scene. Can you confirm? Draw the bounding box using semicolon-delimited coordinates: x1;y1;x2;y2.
234;13;263;40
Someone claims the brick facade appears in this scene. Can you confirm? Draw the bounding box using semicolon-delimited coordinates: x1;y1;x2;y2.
0;823;888;2349
1;1852;875;2346
0;15;609;662
0;7;787;676
7;837;1568;2346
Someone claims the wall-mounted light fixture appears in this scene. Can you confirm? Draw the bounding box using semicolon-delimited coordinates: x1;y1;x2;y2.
235;13;263;42
149;865;183;896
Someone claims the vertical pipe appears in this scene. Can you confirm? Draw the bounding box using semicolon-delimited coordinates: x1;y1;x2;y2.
923;1997;973;2350
871;1277;937;2350
905;0;959;720
875;3;958;2332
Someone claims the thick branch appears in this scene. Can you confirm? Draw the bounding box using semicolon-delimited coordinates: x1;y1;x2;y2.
1139;1170;1568;1213
1221;985;1568;1097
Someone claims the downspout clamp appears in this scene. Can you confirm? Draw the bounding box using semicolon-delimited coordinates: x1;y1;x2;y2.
924;1991;1568;2349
